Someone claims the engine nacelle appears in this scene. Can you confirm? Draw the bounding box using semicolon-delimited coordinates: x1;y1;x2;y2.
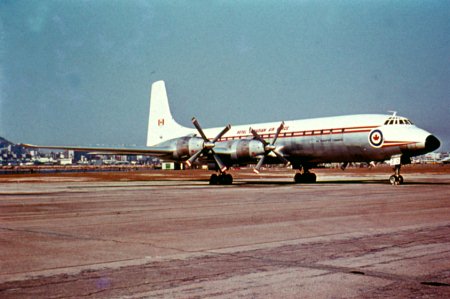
172;137;204;160
230;139;265;162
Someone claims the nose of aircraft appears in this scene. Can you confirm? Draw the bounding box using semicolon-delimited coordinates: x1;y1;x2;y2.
425;135;440;152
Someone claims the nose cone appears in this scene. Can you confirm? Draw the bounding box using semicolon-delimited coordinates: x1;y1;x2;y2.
425;135;440;152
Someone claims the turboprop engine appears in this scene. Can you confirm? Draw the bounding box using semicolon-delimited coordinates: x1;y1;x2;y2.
184;118;231;172
229;139;265;162
171;136;205;160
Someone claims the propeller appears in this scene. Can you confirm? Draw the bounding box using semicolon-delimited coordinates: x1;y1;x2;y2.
250;121;290;173
185;117;231;173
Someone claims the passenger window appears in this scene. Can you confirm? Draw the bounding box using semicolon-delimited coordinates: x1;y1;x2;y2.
389;120;394;125
399;120;404;125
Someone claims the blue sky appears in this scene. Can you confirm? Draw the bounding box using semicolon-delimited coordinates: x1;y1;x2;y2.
1;1;449;150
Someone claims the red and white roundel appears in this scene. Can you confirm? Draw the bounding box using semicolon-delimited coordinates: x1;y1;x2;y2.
369;129;384;148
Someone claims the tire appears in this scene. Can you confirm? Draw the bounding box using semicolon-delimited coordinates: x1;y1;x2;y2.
306;173;317;183
389;175;397;185
224;174;233;185
209;174;218;185
294;173;303;183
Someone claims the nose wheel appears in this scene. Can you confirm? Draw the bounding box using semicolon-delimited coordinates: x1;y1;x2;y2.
389;174;404;185
389;164;404;185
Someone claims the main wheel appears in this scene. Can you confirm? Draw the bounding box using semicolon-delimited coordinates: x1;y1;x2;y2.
305;172;317;183
219;174;233;185
294;173;304;183
223;174;233;185
295;173;317;184
209;174;218;185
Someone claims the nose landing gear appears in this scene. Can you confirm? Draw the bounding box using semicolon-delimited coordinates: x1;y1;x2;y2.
389;164;404;185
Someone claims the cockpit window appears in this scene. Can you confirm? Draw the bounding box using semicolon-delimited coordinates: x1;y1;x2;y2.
384;116;413;126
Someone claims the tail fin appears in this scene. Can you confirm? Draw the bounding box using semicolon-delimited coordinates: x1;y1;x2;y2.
146;81;192;146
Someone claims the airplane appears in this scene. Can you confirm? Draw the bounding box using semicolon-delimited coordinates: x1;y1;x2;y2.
23;80;441;185
440;157;450;164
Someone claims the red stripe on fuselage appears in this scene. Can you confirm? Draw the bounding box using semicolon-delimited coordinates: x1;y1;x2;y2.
216;125;378;142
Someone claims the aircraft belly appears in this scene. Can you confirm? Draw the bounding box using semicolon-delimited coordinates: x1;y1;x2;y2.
282;133;399;163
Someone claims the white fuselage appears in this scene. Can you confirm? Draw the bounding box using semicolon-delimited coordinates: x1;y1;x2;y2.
167;114;435;165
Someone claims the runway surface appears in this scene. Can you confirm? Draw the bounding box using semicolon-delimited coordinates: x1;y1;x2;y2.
1;168;450;298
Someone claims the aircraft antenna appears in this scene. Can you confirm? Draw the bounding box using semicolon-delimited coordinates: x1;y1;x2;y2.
388;110;397;116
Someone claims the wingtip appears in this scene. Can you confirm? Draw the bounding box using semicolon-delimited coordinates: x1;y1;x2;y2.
20;143;35;148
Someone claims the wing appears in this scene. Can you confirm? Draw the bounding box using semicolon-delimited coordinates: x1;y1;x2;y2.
21;143;175;158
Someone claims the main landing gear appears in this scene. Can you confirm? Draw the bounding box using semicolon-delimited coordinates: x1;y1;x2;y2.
389;164;404;185
209;173;233;185
294;168;317;184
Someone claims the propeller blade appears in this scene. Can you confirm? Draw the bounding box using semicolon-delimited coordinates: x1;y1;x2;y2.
212;124;231;143
186;149;204;167
211;151;227;173
272;121;285;145
254;156;266;173
192;117;209;141
273;150;290;166
250;128;268;146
